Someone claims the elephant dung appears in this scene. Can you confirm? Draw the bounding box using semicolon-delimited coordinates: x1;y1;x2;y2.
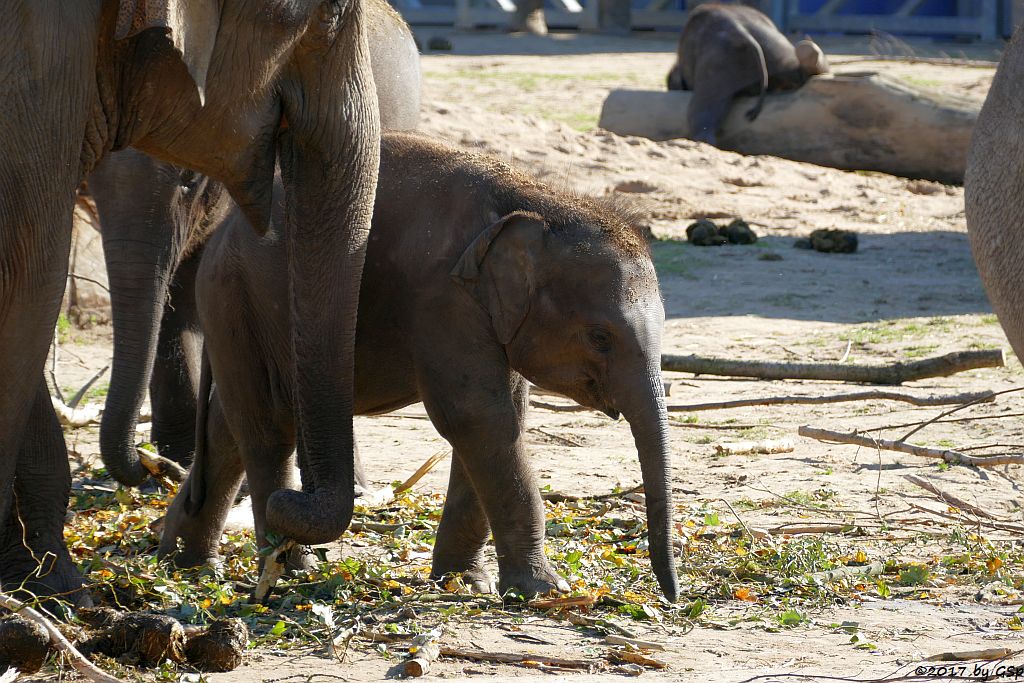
185;618;248;672
78;611;186;666
0;614;51;674
686;219;727;246
794;229;858;254
722;219;757;245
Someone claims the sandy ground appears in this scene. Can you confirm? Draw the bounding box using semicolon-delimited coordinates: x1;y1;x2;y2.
50;31;1024;682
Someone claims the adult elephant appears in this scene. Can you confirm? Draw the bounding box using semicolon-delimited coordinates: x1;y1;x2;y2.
0;1;380;606
88;0;421;476
966;31;1024;376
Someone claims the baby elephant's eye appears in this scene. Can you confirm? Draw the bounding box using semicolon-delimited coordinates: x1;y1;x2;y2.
587;327;612;353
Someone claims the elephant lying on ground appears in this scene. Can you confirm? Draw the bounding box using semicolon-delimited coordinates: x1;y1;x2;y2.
87;0;422;478
0;0;380;607
666;3;829;145
159;132;680;601
966;31;1024;385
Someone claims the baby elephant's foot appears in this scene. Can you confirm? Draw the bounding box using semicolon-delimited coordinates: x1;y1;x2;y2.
498;562;570;599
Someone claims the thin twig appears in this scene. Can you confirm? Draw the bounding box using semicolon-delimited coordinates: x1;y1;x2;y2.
394;449;450;494
902;474;1003;520
66;365;109;409
899;387;1024;443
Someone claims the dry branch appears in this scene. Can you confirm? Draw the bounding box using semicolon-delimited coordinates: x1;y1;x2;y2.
925;648;1017;662
51;399;102;428
604;634;666;651
798;426;1024;467
714;439;794;456
252;540;296;604
902;475;1001;520
136;447;188;485
0;592;124;683
438;646;596;671
394;449;449;494
807;561;884;584
404;636;441;677
668;390;995;413
662;350;1003;385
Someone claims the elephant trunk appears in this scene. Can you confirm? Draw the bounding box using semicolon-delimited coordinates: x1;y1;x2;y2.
264;6;381;547
99;235;175;487
619;364;679;603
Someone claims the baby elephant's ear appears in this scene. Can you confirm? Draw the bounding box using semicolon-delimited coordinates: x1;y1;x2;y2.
451;211;546;345
116;0;220;105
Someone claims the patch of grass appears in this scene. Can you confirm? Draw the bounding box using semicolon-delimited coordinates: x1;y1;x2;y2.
650;240;697;280
900;75;944;89
56;312;72;344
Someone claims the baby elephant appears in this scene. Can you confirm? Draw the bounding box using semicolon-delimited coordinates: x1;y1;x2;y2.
160;132;680;602
666;3;829;145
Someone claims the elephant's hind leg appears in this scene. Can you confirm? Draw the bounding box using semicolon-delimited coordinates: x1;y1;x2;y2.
159;392;244;568
431;454;495;593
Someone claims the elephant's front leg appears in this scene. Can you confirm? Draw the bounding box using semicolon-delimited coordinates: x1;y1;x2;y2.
159;393;244;568
426;377;567;598
0;378;89;610
430;454;495;593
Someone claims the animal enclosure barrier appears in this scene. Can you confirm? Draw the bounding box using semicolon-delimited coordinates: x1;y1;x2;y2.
386;0;999;39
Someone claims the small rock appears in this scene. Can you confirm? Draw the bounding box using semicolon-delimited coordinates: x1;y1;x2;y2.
722;218;757;244
686;219;727;246
427;36;452;51
0;615;51;674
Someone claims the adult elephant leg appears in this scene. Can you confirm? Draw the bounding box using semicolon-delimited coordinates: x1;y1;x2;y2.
150;248;204;467
430;454;494;593
0;379;89;610
159;391;244;568
510;0;548;34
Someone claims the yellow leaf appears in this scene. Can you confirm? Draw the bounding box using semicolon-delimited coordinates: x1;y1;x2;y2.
200;598;212;609
734;587;756;602
734;546;747;557
854;549;867;564
987;557;1003;575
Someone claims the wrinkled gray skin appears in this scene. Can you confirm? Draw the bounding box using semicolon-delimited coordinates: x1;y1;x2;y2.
666;3;829;145
0;0;380;608
88;0;421;477
965;29;1024;384
159;132;680;602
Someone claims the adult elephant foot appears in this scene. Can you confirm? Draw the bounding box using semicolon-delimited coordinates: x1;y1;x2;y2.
0;380;91;613
508;8;548;35
0;530;92;614
497;560;570;598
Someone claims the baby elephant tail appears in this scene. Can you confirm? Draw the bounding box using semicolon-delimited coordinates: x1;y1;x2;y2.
741;28;769;122
184;345;213;516
795;38;830;77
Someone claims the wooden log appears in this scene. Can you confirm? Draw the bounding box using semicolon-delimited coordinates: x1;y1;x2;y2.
597;72;980;183
661;349;1003;385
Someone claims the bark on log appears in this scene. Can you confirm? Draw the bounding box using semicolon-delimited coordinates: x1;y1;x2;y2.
597;72;980;183
661;349;1003;385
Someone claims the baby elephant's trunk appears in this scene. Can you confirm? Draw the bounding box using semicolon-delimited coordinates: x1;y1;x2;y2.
621;367;680;602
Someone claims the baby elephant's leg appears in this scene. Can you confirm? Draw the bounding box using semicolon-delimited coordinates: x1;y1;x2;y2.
159;393;243;567
431;453;495;593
